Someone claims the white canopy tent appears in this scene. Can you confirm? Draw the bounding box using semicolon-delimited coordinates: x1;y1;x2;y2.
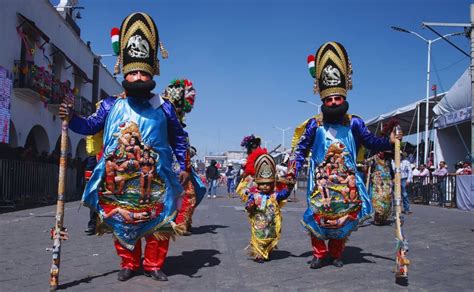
432;68;471;169
366;92;446;166
366;94;446;135
366;67;471;170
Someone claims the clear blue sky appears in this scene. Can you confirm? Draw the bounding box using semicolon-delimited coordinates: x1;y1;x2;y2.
53;0;471;155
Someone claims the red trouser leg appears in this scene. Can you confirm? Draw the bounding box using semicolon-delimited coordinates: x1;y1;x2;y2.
175;181;196;226
114;238;142;271
311;236;328;259
143;235;170;272
175;193;192;225
328;238;345;259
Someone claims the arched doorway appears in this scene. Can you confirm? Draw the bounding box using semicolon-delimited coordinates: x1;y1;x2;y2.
75;138;87;160
25;125;50;157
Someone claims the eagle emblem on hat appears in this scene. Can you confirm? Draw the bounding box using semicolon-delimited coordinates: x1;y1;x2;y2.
127;35;150;58
322;65;341;86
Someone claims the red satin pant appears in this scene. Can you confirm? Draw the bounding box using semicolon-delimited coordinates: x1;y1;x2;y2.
114;235;170;271
311;236;345;259
175;181;196;226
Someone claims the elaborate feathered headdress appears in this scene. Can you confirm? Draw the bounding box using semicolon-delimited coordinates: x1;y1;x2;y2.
240;134;261;151
307;42;353;100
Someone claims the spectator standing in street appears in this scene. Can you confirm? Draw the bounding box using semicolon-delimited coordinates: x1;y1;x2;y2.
433;161;448;206
455;161;464;174
414;164;430;204
461;162;472;175
400;152;413;214
226;164;236;197
412;164;420;176
417;164;430;177
455;161;472;175
206;160;220;198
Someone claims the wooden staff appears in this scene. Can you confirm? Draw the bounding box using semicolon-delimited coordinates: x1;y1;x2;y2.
49;119;69;291
393;125;409;283
365;164;372;191
364;154;379;190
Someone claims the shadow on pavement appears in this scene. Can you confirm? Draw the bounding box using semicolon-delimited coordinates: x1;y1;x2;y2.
298;251;313;258
343;246;394;264
57;269;120;290
164;249;221;278
298;246;394;265
191;224;229;235
269;249;294;261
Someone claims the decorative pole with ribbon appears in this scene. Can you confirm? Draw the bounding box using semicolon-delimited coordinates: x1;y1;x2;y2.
393;125;410;284
49;118;69;291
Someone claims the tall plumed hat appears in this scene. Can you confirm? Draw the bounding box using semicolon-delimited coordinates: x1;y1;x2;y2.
240;134;261;151
307;42;352;100
113;12;168;76
254;154;276;184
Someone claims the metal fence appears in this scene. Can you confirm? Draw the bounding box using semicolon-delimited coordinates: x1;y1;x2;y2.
295;173;457;208
0;159;82;208
410;175;457;207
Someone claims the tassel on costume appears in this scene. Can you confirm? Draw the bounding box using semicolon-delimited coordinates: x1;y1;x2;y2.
114;55;121;75
159;41;169;59
170;221;186;235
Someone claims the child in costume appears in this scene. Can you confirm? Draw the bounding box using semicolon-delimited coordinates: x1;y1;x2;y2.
245;154;293;263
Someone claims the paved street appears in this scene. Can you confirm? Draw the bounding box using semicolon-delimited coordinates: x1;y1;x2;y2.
0;187;473;291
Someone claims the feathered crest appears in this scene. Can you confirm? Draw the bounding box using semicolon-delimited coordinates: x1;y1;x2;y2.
240;134;261;149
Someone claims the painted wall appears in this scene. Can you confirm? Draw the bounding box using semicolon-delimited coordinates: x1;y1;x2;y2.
0;0;121;157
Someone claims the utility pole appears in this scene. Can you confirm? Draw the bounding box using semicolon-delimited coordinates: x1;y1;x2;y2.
471;4;474;169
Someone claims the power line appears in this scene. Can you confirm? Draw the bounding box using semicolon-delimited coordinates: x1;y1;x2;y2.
431;55;469;73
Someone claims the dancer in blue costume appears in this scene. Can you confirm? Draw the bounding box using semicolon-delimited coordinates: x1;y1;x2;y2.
288;42;402;269
59;13;189;282
163;78;206;235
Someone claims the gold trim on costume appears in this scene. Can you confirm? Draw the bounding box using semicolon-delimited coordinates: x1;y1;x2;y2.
320;87;347;99
300;219;325;239
122;63;155;76
316;51;346;79
121;20;157;53
315;43;329;69
329;41;347;73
